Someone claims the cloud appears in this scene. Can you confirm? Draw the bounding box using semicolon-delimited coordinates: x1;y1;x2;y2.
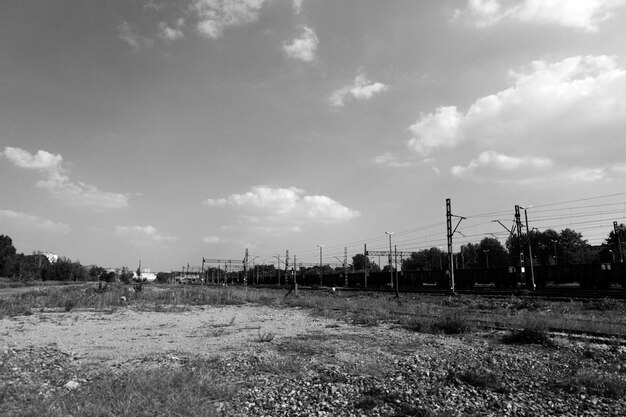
2;147;63;171
118;21;154;49
203;185;360;234
158;20;185;41
0;210;70;234
407;106;463;156
2;147;130;210
373;153;412;168
283;26;319;62
115;225;177;247
403;55;626;183
451;151;553;182
293;0;305;14
329;71;390;107
457;0;626;31
191;0;266;39
202;235;221;244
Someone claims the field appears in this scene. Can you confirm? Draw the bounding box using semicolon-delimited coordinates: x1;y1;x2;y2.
1;283;626;416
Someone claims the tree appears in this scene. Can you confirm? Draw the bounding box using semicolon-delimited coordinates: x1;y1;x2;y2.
459;243;479;269
605;223;626;262
477;237;508;268
532;229;560;265
558;228;589;265
402;251;428;270
0;235;17;277
352;253;380;272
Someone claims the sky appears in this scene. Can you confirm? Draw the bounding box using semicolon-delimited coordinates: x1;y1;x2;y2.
2;0;626;272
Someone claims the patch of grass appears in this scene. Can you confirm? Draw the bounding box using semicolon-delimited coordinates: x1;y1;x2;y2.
351;312;380;327
448;368;508;393
7;359;234;417
63;299;75;312
557;368;626;398
249;354;304;376
585;298;624;312
503;317;553;345
257;331;275;342
433;311;470;334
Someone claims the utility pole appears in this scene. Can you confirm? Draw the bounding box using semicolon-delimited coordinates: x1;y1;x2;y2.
614;221;624;263
394;244;399;298
344;247;348;287
446;198;466;292
244;249;249;284
385;231;394;287
364;244;368;288
514;205;525;287
521;206;536;290
317;244;324;286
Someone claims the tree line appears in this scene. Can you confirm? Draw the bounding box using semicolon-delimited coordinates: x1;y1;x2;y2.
0;234;129;282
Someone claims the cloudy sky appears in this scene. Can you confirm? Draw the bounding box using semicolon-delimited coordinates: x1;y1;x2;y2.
2;0;626;271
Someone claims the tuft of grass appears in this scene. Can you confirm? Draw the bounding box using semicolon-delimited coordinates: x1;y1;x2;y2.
503;317;553;345
6;359;234;417
448;368;508;393
257;331;275;342
557;368;626;398
433;311;470;334
63;299;75;312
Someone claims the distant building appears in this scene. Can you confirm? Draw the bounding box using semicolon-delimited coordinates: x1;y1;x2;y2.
38;251;59;264
133;268;157;282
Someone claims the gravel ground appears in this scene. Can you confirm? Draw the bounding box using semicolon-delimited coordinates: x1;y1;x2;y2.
1;304;626;416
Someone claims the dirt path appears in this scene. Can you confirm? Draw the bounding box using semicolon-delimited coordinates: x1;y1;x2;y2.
1;305;358;366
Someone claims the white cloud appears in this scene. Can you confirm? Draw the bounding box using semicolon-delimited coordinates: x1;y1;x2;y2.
158;20;185;41
0;210;70;234
191;0;266;39
451;151;553;181
329;71;389;107
283;26;319;62
118;21;145;49
458;0;626;31
404;55;626;182
373;153;412;168
407;106;462;156
2;147;130;210
2;147;63;171
202;235;221;244
203;185;360;234
115;225;177;247
293;0;305;14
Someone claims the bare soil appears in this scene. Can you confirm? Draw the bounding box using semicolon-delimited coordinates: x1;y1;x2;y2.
2;302;626;416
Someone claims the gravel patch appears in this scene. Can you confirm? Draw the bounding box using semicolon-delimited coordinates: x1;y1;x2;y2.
2;305;625;416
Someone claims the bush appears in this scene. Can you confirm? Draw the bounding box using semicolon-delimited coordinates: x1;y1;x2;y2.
433;311;470;334
503;317;553;345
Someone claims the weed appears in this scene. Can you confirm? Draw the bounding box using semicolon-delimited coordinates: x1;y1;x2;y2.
9;359;234;417
433;311;470;334
448;367;507;393
402;318;424;333
250;354;304;376
63;299;75;312
503;317;553;345
557;368;626;398
257;331;275;342
585;298;624;312
351;313;379;327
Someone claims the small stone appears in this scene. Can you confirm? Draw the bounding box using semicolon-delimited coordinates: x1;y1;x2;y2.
64;380;80;390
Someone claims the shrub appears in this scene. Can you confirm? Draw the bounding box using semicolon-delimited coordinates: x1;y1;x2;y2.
433;311;470;334
257;331;275;342
503;317;553;345
557;368;626;398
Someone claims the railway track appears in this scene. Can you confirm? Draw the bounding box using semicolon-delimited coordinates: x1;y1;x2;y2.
253;283;626;300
